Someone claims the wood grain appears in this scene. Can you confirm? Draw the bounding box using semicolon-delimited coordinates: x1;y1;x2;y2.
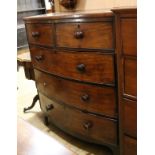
123;136;136;155
113;7;137;155
121;18;137;56
35;69;117;118
123;98;137;138
123;58;137;98
26;23;54;47
56;22;114;49
30;46;115;85
39;93;118;146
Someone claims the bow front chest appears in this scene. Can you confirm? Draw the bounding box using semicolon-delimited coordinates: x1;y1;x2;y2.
24;8;137;155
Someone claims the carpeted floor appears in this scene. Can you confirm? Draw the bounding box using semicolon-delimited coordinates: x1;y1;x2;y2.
17;66;112;155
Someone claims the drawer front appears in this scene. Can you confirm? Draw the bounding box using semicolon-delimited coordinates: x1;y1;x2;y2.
121;18;137;56
56;22;114;49
123;58;137;98
26;23;54;46
35;69;117;118
39;93;117;145
30;46;115;85
124;136;137;155
123;98;137;138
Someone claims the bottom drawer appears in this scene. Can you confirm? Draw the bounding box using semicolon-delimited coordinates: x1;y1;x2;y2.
39;93;118;146
124;136;137;155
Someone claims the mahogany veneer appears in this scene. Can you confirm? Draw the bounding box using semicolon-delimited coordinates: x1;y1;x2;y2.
123;136;137;155
56;22;114;49
26;23;54;47
112;7;137;155
35;69;117;118
24;7;137;155
39;93;117;146
30;46;115;85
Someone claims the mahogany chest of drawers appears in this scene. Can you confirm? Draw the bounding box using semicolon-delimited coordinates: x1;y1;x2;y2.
24;8;137;155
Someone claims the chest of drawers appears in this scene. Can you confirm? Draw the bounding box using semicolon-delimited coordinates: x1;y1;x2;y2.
24;8;137;155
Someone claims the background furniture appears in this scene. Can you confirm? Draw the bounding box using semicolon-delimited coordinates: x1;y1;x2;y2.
17;0;46;50
17;50;34;80
17;51;39;113
60;0;77;9
113;8;137;155
24;7;137;155
53;0;136;12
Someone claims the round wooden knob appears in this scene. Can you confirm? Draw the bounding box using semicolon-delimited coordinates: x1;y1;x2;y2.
32;32;40;37
74;30;84;39
74;24;84;39
83;121;93;130
81;94;89;102
76;64;86;72
46;104;54;111
35;55;44;61
43;82;47;87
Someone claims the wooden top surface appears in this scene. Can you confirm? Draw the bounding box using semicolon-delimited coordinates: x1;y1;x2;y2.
24;7;137;21
111;6;137;13
17;118;76;155
24;9;113;21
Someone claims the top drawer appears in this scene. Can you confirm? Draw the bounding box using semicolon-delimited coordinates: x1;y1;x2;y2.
26;23;54;47
56;22;114;50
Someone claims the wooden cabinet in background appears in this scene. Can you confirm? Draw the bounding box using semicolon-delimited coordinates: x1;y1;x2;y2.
112;7;137;155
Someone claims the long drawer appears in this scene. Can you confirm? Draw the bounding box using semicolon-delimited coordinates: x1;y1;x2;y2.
39;93;117;145
35;69;117;118
56;22;114;49
30;46;115;85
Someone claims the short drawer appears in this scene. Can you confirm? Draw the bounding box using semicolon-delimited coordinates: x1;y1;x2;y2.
124;136;137;155
39;93;117;145
123;98;137;138
35;69;117;118
56;22;114;49
26;23;54;47
30;46;115;85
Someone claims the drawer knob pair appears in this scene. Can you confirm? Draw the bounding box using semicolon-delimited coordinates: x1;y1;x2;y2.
83;121;93;130
35;55;44;61
46;104;54;111
76;64;86;73
32;32;40;38
74;24;84;39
